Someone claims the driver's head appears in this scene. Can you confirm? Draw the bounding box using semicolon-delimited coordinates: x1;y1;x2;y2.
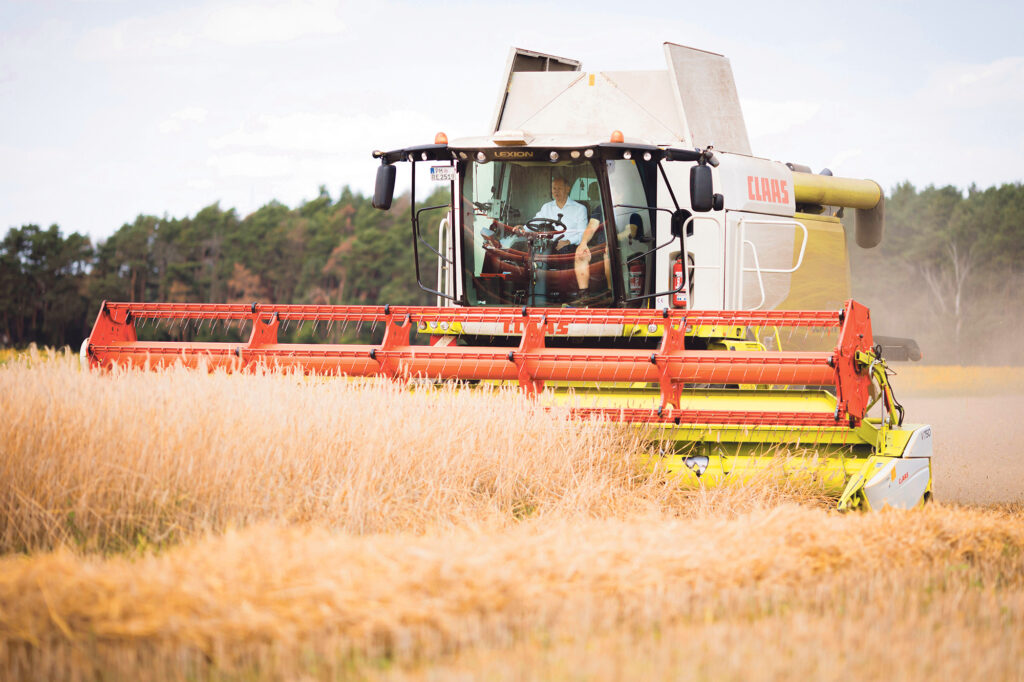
551;175;571;205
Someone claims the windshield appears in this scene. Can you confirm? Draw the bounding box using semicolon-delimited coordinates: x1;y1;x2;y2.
460;160;613;307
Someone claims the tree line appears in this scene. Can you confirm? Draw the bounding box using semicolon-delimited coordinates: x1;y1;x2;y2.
0;186;447;349
1;181;1022;363
849;182;1024;364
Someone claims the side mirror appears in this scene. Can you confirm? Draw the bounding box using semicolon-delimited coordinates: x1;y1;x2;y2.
372;164;397;210
671;209;692;237
713;193;724;211
690;165;714;213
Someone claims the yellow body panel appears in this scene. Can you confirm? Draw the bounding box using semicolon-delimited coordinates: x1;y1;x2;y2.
539;383;931;509
777;213;851;312
660;453;864;494
419;321;749;340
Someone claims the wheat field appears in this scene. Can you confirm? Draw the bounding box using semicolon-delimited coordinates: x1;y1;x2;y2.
1;350;1022;680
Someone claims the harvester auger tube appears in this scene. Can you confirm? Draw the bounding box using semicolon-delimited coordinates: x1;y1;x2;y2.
82;298;933;511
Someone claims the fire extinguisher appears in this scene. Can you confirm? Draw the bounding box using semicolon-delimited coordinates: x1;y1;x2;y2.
628;257;644;298
672;255;688;308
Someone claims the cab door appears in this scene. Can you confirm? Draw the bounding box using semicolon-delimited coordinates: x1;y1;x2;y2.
724;210;808;310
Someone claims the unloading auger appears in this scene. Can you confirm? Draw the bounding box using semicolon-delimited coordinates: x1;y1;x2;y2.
81;43;933;510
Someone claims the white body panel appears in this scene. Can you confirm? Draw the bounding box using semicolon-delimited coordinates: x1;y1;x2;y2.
724;211;809;311
661;154;804;312
864;457;931;510
716;153;794;217
500;71;688;145
493;44;751;154
663;43;751;155
860;426;933;510
902;424;934;459
653;161;730;310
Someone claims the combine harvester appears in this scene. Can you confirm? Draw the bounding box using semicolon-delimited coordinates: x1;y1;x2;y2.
83;44;932;511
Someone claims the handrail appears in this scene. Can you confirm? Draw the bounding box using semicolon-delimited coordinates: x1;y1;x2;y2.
738;217;809;274
687;215;724;274
436;217;449;306
743;239;767;310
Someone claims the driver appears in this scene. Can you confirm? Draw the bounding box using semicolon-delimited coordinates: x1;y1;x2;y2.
529;175;589;249
518;173;607;302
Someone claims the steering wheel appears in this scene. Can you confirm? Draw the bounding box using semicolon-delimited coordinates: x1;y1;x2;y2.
523;216;567;236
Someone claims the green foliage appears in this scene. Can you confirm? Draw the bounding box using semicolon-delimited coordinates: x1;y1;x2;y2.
0;224;92;347
0;185;451;349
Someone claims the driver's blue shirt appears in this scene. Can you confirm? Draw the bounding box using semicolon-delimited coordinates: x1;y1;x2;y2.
534;198;588;244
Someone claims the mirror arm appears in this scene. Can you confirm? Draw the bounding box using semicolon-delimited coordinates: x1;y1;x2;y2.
657;162;681;210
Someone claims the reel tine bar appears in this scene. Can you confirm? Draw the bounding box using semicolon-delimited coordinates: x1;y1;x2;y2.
86;300;876;428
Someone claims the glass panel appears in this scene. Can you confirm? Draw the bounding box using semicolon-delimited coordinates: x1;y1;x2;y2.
605;158;657;304
460;160;612;306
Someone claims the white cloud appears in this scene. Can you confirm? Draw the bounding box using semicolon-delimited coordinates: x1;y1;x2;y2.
742;99;823;138
825;149;863;172
77;0;346;59
176;107;208;122
201;109;446;213
744;53;1024;188
77;15;190;59
183;109;426;223
206;151;298;179
209;110;438;164
937;57;1024;106
868;56;1024;186
185;177;215;191
158;107;209;134
203;0;345;46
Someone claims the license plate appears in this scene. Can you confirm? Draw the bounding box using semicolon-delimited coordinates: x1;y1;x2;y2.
430;166;456;182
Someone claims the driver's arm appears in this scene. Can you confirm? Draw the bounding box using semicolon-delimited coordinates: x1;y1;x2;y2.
579;218;602;246
569;218;603;254
553;205;590;250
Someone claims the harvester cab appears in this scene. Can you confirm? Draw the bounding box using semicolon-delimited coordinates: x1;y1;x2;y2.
82;43;933;511
372;136;714;313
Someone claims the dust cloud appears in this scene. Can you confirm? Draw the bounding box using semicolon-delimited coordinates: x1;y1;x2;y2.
910;394;1024;505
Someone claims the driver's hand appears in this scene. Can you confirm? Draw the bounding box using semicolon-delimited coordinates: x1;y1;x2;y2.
555;240;572;250
575;243;590;260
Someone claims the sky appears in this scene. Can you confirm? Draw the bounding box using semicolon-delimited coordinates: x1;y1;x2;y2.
1;0;1022;242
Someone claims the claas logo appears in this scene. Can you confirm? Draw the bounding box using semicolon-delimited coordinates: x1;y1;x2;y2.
502;318;571;335
747;176;790;204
